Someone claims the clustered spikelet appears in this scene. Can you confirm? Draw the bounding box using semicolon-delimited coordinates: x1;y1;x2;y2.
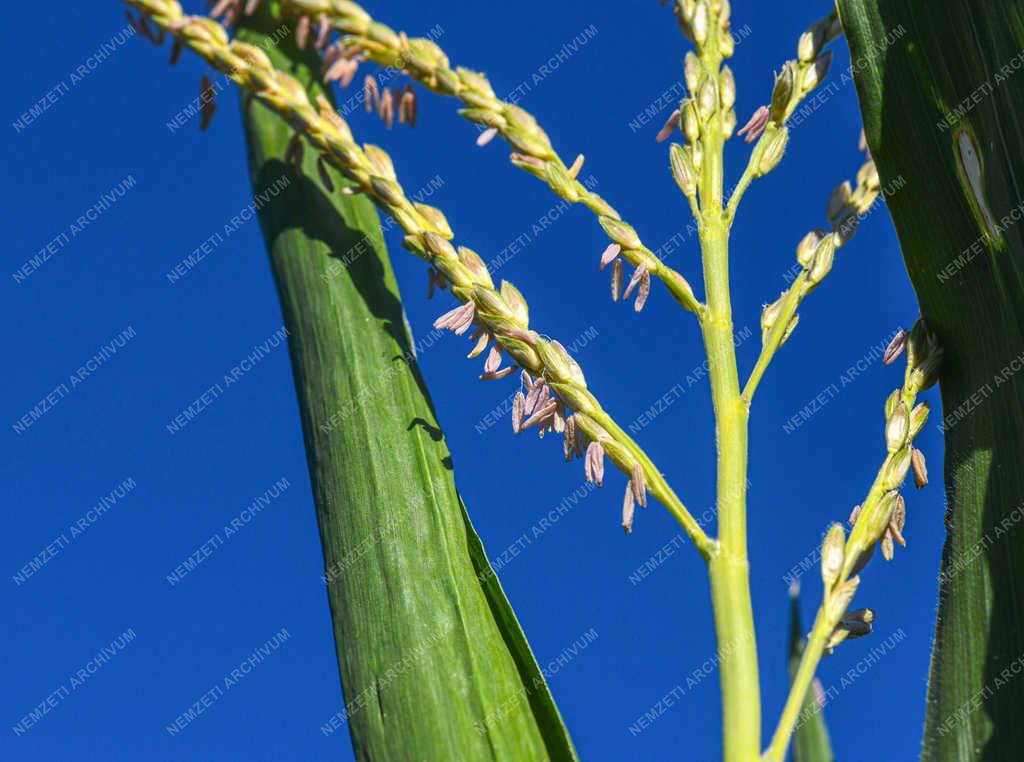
663;0;737;56
661;3;738;148
748;10;839;145
756;136;882;360
211;0;423;130
188;1;705;316
122;0;712;547
661;2;840;219
252;0;705;314
161;0;704;311
815;315;942;653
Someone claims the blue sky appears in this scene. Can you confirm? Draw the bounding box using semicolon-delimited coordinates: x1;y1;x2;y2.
3;1;944;760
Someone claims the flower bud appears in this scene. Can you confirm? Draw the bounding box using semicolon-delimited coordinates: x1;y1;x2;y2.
722;109;736;139
422;231;457;261
796;229;824;268
692;1;709;44
808;235;836;285
415;203;453;239
856;189;880;217
183;17;230;46
828;577;859;621
501;334;541;373
770;63;796;123
456;66;494;96
760;296;783;340
870;491;900;540
360;143;395;179
821;523;846;590
910;344;944;391
798;20;827;63
370;176;406;207
550;386;596;422
391;207;422;238
472;284;513;320
719;67;736;110
719;31;735;58
803;52;833;92
683;99;701;142
698;77;718;120
884;389;901;420
599;216;642;250
857;160;881;191
545;161;578;201
553;341;587;388
457;246;493;287
797;30;817;64
503;104;540;136
500;280;529;325
684;52;702;92
886;402;909;452
433;67;461;95
403;234;427;256
459;107;506;130
909;402;930;438
670;143;698;198
757;127;789;175
827;181;853;221
535;338;573;383
885;448;912;487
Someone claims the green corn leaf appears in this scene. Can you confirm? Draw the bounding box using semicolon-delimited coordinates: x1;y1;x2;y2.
838;3;1024;759
788;589;834;762
235;5;577;760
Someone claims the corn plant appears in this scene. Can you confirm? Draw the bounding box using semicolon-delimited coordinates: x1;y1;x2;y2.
120;1;951;760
